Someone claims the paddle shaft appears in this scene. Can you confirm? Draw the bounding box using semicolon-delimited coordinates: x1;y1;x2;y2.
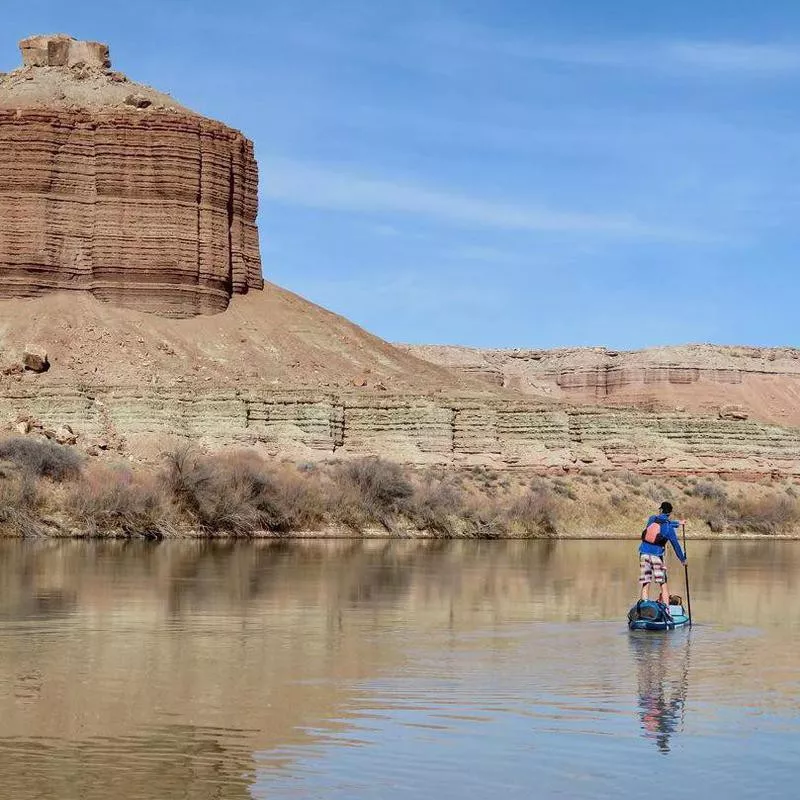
682;523;693;627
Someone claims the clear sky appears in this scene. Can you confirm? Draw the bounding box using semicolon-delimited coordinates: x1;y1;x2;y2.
3;1;800;349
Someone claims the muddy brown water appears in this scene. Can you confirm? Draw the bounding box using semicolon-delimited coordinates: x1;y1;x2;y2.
0;539;797;799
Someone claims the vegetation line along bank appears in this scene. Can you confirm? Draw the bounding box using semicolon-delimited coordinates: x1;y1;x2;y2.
0;437;798;539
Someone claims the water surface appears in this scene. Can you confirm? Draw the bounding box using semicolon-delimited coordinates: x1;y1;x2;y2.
0;539;797;798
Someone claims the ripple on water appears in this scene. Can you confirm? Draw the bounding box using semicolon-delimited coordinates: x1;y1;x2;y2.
255;622;800;799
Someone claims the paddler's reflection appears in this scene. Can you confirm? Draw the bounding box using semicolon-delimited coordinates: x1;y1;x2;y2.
629;631;691;754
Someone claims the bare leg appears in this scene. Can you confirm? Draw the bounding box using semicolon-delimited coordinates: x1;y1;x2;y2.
659;582;670;605
640;583;650;601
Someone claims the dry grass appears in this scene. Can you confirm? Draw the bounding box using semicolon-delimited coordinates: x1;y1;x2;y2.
0;470;42;536
65;464;175;538
0;437;82;481
2;439;800;538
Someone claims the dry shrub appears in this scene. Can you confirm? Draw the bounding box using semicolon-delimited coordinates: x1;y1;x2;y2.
66;465;172;538
403;472;466;537
0;437;82;481
647;483;672;503
551;478;577;500
164;447;325;535
610;493;626;508
617;470;643;487
0;470;42;536
164;444;210;509
689;480;727;503
329;458;413;530
727;494;800;535
502;484;559;537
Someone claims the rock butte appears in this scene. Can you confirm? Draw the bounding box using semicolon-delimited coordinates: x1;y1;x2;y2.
0;35;798;481
0;35;262;317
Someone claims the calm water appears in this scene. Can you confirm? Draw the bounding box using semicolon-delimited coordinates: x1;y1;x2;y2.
0;539;798;799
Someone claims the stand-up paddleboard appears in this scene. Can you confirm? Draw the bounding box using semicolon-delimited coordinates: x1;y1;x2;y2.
628;599;690;631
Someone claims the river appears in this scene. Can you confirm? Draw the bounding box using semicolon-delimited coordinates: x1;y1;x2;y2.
0;539;797;798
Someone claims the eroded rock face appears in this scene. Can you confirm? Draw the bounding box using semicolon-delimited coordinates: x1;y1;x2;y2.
402;344;800;427
2;387;799;480
0;35;262;317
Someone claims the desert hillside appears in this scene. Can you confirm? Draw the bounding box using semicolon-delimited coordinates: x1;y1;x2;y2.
0;287;475;394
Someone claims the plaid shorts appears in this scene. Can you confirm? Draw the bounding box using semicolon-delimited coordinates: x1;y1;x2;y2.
639;554;667;585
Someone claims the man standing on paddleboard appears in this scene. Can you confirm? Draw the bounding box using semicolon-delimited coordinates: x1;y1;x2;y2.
639;501;687;606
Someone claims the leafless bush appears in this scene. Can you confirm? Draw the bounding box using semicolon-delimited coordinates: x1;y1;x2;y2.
646;483;672;503
551;478;577;500
329;458;413;530
264;467;327;531
0;437;82;481
727;494;800;535
502;484;559;537
0;471;42;536
163;447;326;534
66;465;173;538
164;444;211;514
403;473;466;537
616;470;643;487
688;480;728;503
165;446;260;532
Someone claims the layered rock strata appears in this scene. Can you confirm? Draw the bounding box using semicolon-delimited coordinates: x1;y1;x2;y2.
2;386;799;479
0;35;262;317
402;344;800;427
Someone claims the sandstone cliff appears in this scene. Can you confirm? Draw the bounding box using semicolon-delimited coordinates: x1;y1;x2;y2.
0;35;262;317
3;385;797;479
402;344;800;427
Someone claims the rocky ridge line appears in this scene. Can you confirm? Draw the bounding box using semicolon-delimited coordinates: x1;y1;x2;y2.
401;343;800;427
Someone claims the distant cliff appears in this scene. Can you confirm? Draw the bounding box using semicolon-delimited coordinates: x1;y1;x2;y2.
401;344;800;427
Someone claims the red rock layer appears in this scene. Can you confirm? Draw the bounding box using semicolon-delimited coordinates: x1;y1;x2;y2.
401;344;800;427
0;109;262;317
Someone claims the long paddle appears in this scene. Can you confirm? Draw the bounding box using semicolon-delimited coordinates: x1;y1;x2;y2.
682;523;693;627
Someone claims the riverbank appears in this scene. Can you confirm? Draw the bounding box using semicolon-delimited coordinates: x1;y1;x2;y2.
1;436;799;539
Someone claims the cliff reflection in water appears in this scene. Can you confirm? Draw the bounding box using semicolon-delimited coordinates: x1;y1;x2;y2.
0;539;798;798
0;725;256;800
3;537;799;625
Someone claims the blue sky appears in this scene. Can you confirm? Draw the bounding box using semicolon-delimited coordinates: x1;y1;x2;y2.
3;1;800;348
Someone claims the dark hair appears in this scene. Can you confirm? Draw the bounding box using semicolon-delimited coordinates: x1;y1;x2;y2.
659;501;673;514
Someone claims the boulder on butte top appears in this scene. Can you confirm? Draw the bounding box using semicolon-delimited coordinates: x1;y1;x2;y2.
20;34;110;69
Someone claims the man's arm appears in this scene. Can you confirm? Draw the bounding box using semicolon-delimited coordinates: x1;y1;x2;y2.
667;528;686;562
